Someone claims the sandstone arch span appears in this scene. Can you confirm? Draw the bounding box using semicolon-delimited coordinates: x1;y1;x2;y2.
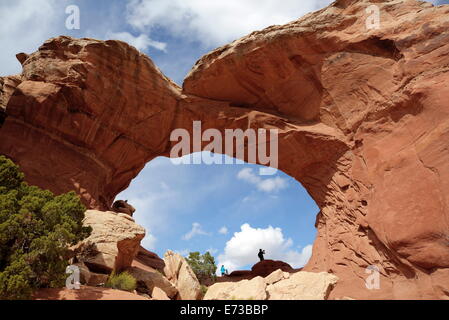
1;0;448;299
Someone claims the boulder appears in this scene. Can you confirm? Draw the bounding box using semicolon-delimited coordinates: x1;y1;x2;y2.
267;272;339;300
87;273;109;287
204;276;267;300
112;200;136;217
73;262;91;285
205;270;338;300
151;287;170;300
163;250;202;300
225;260;295;282
73;210;146;274
127;260;177;299
265;269;290;285
251;260;294;278
72;261;109;287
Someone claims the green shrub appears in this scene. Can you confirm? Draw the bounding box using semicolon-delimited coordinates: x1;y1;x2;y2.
106;271;137;292
0;155;91;300
186;251;217;283
200;284;208;297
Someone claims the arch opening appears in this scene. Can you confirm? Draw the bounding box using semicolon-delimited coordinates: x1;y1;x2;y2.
116;151;319;275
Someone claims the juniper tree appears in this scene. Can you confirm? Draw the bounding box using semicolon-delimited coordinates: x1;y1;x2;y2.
186;251;217;283
0;155;91;299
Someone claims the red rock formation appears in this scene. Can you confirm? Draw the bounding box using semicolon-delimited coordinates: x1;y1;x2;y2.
135;246;166;273
181;0;449;299
228;270;253;278
1;0;449;299
128;259;178;299
0;75;21;126
251;260;295;278
226;260;295;281
112;200;136;217
0;37;181;209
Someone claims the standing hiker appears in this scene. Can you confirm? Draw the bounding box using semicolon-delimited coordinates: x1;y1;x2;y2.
258;249;266;262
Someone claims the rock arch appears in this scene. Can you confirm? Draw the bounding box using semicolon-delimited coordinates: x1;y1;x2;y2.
0;0;448;299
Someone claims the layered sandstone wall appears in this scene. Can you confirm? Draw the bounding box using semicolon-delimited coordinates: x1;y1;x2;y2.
0;37;182;209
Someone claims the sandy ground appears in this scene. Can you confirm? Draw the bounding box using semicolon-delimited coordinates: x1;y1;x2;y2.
34;286;150;300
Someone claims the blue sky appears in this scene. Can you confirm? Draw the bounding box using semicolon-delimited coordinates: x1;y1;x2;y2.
1;0;446;272
1;0;447;81
117;154;319;272
0;0;335;82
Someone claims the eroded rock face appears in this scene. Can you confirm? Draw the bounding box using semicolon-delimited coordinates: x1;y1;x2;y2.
135;246;166;273
0;76;21;127
178;0;449;299
1;0;449;299
163;250;202;300
127;260;178;299
73;210;146;273
0;36;181;209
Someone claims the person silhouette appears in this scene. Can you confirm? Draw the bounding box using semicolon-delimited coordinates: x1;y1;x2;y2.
258;249;266;262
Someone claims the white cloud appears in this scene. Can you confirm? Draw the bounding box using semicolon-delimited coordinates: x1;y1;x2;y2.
286;244;313;267
142;233;157;251
0;0;335;76
0;0;70;76
219;226;228;235
217;223;312;273
126;0;333;47
182;222;210;240
238;168;288;193
0;1;172;76
106;31;167;52
117;156;231;254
